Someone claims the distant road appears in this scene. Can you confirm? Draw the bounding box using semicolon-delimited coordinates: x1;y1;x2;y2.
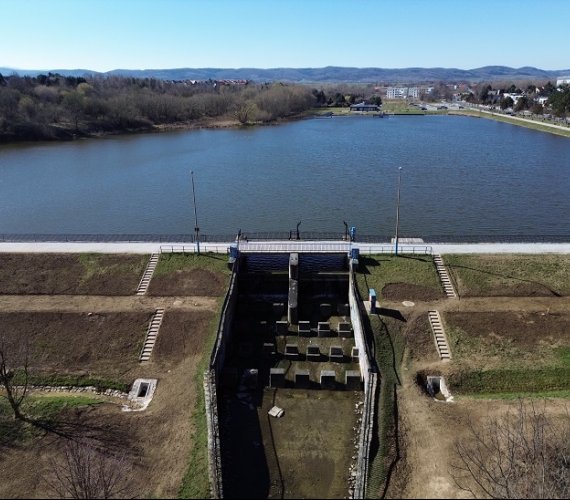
1;241;570;254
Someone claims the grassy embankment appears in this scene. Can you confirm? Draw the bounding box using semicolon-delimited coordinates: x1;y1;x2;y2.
451;108;570;138
355;255;441;497
355;253;570;493
445;254;570;297
444;254;570;398
150;253;232;499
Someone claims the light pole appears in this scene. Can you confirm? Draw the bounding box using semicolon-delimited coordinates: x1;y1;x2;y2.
394;167;402;256
191;171;200;255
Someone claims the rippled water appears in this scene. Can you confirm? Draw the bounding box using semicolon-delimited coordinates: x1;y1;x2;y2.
1;115;569;238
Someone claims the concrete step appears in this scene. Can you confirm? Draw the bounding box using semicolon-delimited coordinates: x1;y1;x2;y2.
139;308;165;362
136;253;160;295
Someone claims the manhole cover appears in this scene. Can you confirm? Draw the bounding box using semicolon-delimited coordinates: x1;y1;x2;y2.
402;301;415;307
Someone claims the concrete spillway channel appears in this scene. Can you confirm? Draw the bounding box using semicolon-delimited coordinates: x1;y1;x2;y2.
204;247;377;498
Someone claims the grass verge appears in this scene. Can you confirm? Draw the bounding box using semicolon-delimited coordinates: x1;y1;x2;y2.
451;109;570;138
444;253;570;296
364;314;406;497
154;253;231;278
77;253;148;283
178;297;224;499
447;367;570;395
356;255;441;299
12;371;129;392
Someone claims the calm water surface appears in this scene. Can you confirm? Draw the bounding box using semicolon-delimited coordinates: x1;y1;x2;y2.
1;115;569;238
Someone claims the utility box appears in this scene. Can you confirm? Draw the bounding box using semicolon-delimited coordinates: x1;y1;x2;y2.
369;288;377;313
350;247;359;265
228;244;239;264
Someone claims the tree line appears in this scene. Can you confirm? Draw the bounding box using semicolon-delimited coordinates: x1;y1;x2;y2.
0;73;325;142
464;79;570;116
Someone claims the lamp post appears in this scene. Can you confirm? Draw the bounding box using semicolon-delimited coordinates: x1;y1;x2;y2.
394;167;402;256
191;171;200;255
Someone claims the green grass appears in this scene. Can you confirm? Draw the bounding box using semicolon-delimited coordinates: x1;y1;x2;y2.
154;253;231;278
356;255;441;299
12;371;129;392
444;254;570;296
77;253;148;283
21;394;103;419
462;390;570;400
178;297;225;499
447;367;570;396
0;394;102;445
364;315;406;498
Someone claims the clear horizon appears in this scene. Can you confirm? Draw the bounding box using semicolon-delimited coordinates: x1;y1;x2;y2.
1;0;569;72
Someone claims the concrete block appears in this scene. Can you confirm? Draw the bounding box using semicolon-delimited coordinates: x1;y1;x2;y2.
275;320;288;336
298;320;311;336
295;369;311;389
329;345;344;362
338;322;353;337
306;345;321;361
285;344;299;360
270;368;286;388
317;322;331;337
345;370;362;390
320;370;336;390
351;346;360;363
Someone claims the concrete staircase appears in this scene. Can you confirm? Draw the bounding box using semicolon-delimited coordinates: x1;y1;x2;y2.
136;253;160;295
139;309;165;362
428;310;451;361
433;254;457;299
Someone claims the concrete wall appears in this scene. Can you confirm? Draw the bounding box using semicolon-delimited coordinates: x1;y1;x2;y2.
205;258;241;499
348;261;372;384
348;260;378;499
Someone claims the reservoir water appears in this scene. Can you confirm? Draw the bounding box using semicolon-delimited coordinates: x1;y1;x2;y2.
1;115;569;239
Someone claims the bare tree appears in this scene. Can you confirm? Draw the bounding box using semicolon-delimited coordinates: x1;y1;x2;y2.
451;399;570;499
45;439;136;499
0;333;30;422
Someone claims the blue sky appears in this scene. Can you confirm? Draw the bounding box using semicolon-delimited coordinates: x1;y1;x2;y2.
1;0;569;71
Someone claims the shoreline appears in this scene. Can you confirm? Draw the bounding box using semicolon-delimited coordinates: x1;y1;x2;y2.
2;107;568;146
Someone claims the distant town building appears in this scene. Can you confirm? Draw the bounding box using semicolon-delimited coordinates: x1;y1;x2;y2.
556;76;570;87
386;86;420;99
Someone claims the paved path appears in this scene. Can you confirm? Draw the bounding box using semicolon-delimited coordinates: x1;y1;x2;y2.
0;295;218;312
1;241;570;254
475;108;570;132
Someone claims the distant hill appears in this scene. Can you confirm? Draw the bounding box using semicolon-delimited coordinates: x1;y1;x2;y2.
2;65;569;83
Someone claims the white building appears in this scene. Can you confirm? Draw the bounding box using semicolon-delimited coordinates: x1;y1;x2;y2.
556;76;570;87
386;87;419;99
